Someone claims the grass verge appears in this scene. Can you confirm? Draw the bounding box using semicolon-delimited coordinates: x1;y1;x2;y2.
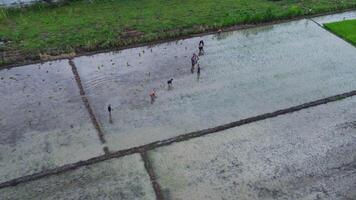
1;0;356;66
324;19;356;46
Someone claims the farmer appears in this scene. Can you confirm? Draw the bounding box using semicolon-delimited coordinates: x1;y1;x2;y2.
191;53;199;73
196;64;201;80
107;104;113;123
149;89;157;104
108;104;112;114
198;40;205;55
167;78;173;90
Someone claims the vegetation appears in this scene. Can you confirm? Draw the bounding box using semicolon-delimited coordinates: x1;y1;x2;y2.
1;0;356;64
324;19;356;45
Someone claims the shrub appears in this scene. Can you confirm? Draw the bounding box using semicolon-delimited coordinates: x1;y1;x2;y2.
0;8;8;20
287;5;303;18
263;7;275;22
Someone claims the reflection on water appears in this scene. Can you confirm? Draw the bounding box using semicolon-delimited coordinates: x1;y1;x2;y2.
240;25;274;38
212;25;275;41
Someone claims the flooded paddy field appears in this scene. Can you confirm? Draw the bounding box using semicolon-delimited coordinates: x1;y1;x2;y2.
0;154;156;200
148;96;356;200
74;17;356;151
0;10;356;198
0;60;103;182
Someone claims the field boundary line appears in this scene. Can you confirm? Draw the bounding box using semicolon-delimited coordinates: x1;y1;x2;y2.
69;59;106;144
141;152;165;200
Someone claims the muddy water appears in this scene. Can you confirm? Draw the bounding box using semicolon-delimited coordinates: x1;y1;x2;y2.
0;60;103;182
74;18;356;152
149;96;356;200
0;61;76;140
0;10;355;189
312;10;356;25
0;154;156;200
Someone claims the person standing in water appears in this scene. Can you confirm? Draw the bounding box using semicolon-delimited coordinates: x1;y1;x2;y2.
191;53;198;73
199;40;205;55
149;89;157;104
191;54;196;73
108;104;112;114
108;104;113;123
167;78;173;90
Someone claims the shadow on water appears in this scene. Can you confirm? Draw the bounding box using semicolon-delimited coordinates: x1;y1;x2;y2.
109;112;113;124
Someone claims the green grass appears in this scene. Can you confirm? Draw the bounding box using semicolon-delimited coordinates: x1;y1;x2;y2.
324;19;356;45
1;0;356;61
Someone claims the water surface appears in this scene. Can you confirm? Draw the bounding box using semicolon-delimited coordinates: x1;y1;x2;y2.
74;18;356;151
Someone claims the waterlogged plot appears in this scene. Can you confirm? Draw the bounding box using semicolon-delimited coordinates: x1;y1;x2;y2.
75;18;356;151
312;10;356;25
0;154;156;200
149;97;356;200
0;61;103;182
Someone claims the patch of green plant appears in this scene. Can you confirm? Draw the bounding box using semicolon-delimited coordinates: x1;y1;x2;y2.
0;0;356;60
0;59;11;67
324;19;356;46
286;5;303;18
0;8;8;21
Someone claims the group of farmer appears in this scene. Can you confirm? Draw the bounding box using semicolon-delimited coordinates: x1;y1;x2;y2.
149;40;205;104
191;40;204;74
107;39;206;116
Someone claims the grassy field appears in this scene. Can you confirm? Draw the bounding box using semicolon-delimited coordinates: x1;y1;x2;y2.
1;0;356;65
324;19;356;45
